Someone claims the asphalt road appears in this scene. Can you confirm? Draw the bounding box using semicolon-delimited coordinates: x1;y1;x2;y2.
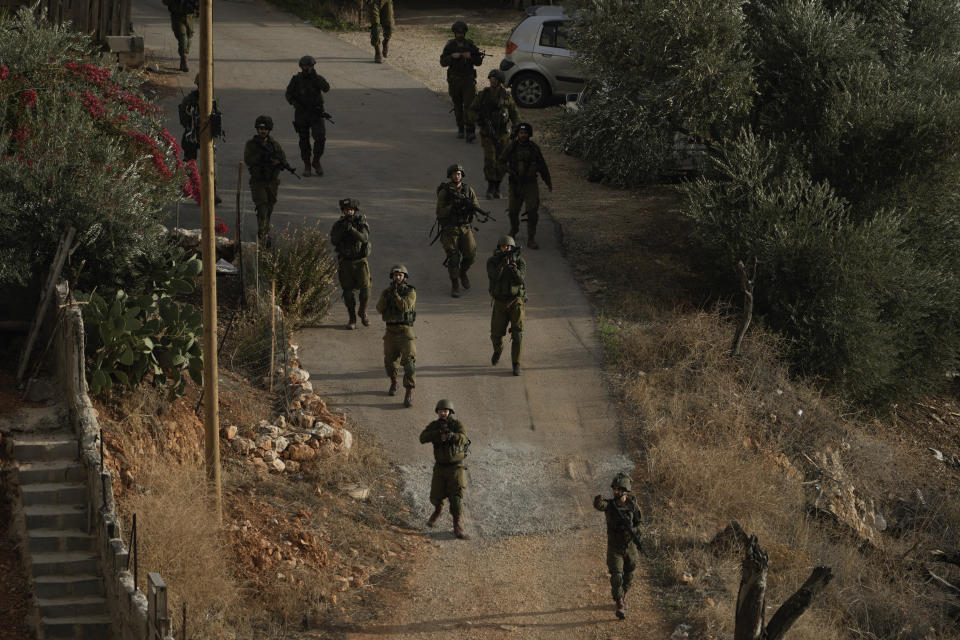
136;0;629;581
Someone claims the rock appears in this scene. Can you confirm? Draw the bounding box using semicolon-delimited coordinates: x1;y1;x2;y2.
308;438;321;450
670;624;690;640
679;572;694;586
292;433;310;444
284;460;300;474
287;444;316;461
252;457;268;473
704;597;716;608
297;412;316;429
269;458;286;473
263;450;277;463
276;415;286;429
255;435;272;451
264;425;281;438
340;429;353;452
288;367;310;384
807;447;882;546
222;425;238;440
274;436;290;453
233;437;256;455
309;423;336;440
344;484;369;500
291;381;314;395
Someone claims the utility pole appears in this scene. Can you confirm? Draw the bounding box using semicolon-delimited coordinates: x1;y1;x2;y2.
198;0;222;524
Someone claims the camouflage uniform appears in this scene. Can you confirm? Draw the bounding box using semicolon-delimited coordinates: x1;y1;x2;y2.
486;243;526;372
243;128;286;243
499;129;551;247
441;27;482;138
330;202;372;329
368;0;394;56
419;413;468;533
468;84;519;189
285;67;330;172
375;277;417;396
594;482;643;617
436;179;480;295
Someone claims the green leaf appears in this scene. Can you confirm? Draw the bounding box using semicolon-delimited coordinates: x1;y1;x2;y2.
118;346;134;366
167;278;194;294
112;370;129;385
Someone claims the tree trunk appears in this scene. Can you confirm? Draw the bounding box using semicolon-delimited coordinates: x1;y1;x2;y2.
731;259;756;357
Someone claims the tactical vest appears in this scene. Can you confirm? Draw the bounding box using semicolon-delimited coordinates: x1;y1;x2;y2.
442;39;480;79
430;419;469;464
438;183;476;226
506;141;542;183
382;285;416;326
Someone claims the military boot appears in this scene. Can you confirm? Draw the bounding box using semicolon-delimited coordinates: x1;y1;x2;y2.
388;376;398;396
527;223;539;249
303;161;312;177
374;43;383;63
457;126;465;139
346;305;357;330
426;504;443;527
358;301;370;326
512;362;521;376
493;180;502;199
453;516;469;540
403;387;414;408
451;277;460;298
459;268;471;290
179;53;189;72
615;598;626;620
312;157;324;177
491;348;502;365
382;38;390;57
485;181;495;199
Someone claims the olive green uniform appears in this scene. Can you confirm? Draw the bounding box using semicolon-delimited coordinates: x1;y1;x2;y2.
243;135;286;242
163;0;197;56
486;248;526;365
436;181;480;280
367;0;394;47
441;38;482;135
177;89;223;162
376;282;416;389
330;214;372;310
419;417;468;517
499;139;551;241
594;495;643;601
468;87;519;182
285;70;330;166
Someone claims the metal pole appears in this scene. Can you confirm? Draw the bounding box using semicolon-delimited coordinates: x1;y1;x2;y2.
198;0;222;524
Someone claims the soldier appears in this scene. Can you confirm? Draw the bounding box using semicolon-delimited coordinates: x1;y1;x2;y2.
376;264;416;407
499;122;552;249
419;399;470;539
162;0;199;72
285;56;330;177
468;68;519;199
435;164;480;298
242;115;287;245
368;0;394;63
441;21;482;140
594;473;643;620
486;235;526;376
178;74;224;204
329;198;372;330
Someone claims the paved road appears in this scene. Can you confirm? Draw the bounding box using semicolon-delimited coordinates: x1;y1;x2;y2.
136;0;637;635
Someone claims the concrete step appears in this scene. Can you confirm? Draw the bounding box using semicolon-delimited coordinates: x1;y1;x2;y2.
34;575;104;599
13;460;86;484
41;614;112;639
10;432;78;462
29;529;97;553
21;482;88;507
25;504;87;531
31;551;100;578
38;595;107;618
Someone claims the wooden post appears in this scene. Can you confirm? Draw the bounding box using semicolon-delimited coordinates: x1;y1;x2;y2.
147;573;170;639
269;280;276;393
198;0;221;524
236;161;244;296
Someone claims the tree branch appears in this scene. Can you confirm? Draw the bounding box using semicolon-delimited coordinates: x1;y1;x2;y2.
765;567;835;640
731;258;756;357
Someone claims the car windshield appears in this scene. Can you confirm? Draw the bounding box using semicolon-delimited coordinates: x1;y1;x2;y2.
539;21;570;49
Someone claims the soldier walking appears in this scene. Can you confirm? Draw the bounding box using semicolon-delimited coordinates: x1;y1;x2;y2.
178;74;224;205
435;164;480;298
368;0;394;63
487;235;526;376
330;198;372;330
420;399;470;539
499;122;552;249
468;69;519;199
376;265;416;407
594;473;643;620
162;0;198;72
242;116;287;245
441;21;482;140
285;56;330;176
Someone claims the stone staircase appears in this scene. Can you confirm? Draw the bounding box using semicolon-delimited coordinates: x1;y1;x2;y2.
10;428;112;639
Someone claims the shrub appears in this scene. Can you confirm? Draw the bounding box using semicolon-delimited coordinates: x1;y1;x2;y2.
258;222;338;327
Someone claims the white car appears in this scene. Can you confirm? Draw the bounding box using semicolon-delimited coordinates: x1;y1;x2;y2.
498;7;585;108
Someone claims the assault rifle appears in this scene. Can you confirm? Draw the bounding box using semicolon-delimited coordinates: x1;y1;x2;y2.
257;139;300;180
428;187;496;245
608;498;647;557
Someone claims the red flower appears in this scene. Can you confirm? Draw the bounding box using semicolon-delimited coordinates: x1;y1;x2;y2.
182;159;202;205
11;125;30;145
160;128;183;169
20;90;37;108
215;217;229;235
83;90;107;118
0;66;8;82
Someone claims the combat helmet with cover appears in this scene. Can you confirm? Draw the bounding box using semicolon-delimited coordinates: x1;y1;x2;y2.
497;235;516;248
339;197;360;211
299;55;316;67
435;398;455;413
451;21;468;34
611;472;632;492
390;264;408;277
488;68;505;83
446;163;466;178
254;115;273;130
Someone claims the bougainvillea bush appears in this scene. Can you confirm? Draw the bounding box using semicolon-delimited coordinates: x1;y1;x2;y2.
0;7;201;292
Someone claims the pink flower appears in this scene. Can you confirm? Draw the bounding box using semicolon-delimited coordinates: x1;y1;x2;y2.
20;90;37;108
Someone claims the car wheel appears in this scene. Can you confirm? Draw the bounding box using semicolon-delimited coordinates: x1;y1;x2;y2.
511;72;550;108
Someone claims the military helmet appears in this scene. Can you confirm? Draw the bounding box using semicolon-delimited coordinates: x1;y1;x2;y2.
390;264;408;277
452;21;468;34
254;115;274;130
299;55;316;67
516;122;533;136
488;68;506;82
435;398;455;413
446;163;465;178
497;235;516;248
339;197;360;211
611;472;632;492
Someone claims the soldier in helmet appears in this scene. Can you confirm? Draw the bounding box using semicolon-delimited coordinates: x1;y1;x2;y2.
487;235;526;376
376;264;417;407
243;115;287;245
178;73;225;205
162;0;199;72
285;55;330;177
435;163;480;298
330;198;372;330
441;21;482;140
594;472;643;620
368;0;394;63
499;122;552;249
419;399;470;539
467;68;519;199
